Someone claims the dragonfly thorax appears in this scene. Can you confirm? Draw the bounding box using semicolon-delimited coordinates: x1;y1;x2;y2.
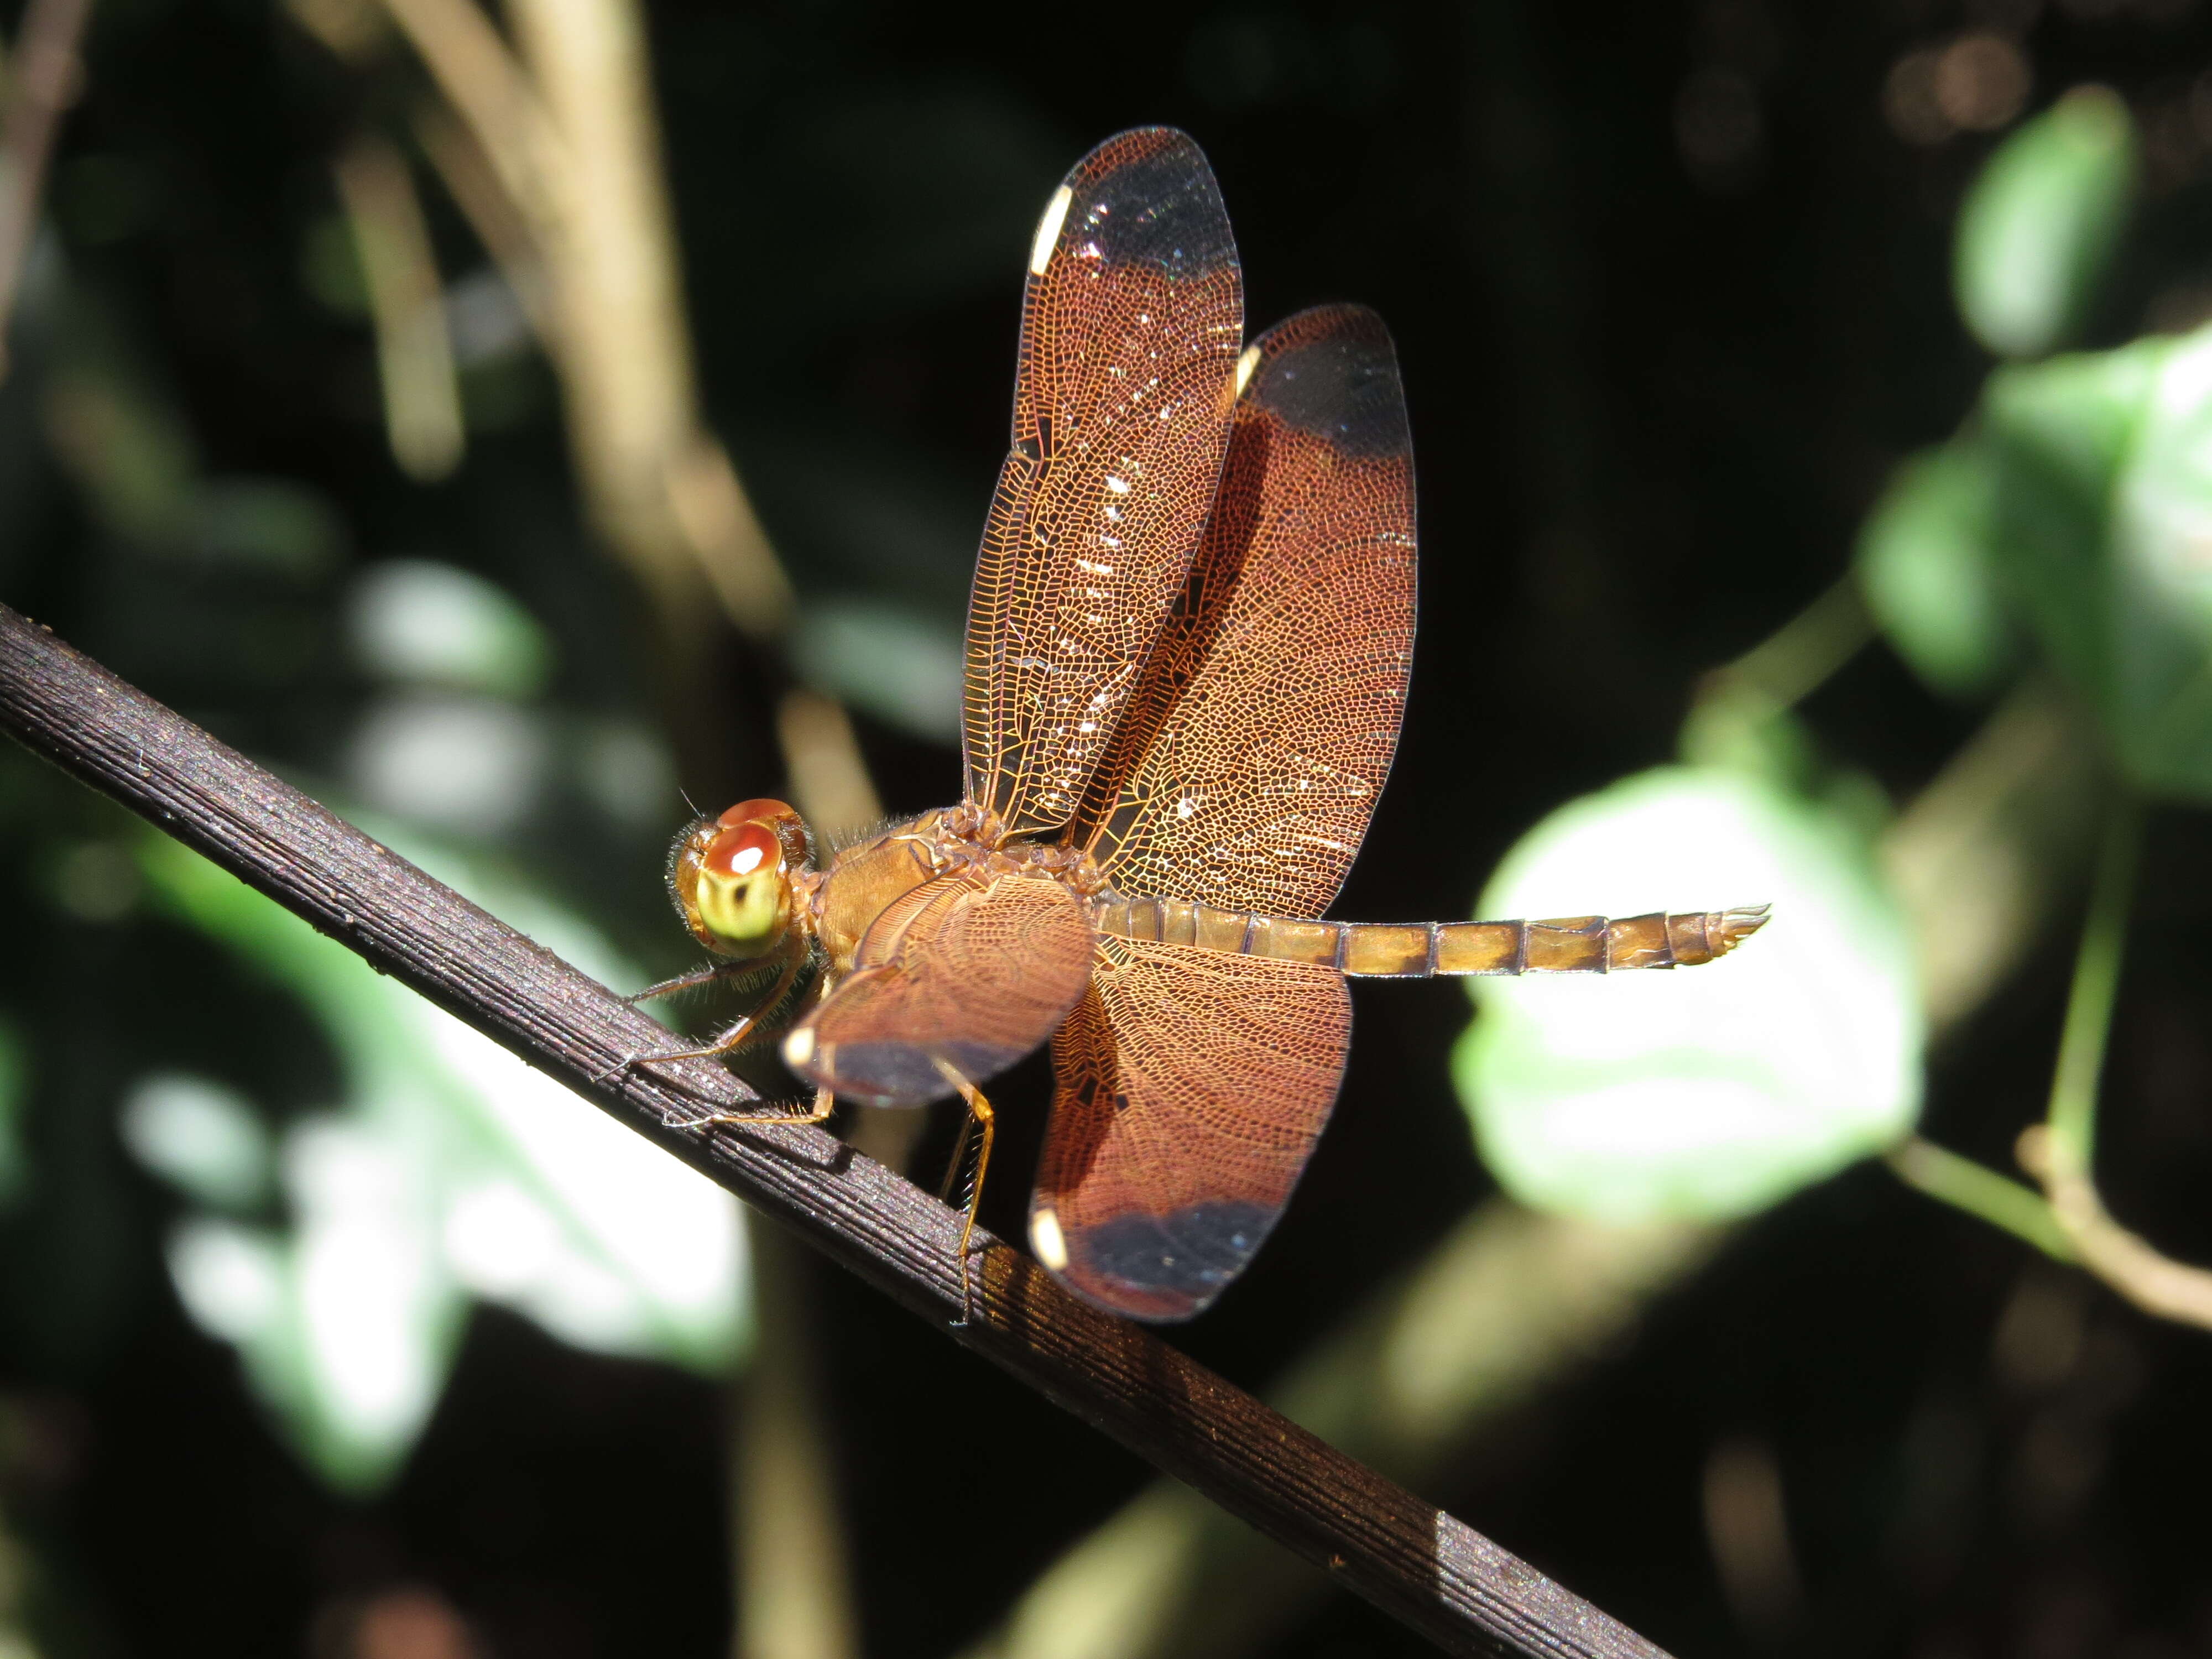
801;805;1109;977
916;803;1110;898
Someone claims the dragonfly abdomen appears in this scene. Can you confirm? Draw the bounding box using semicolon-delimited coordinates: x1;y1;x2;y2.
1094;896;1769;977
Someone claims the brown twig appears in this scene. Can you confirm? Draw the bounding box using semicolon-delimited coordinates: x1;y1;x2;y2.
0;0;95;377
2017;1128;2212;1328
0;601;1677;1659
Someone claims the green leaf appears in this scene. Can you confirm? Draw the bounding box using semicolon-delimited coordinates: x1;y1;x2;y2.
1980;327;2212;798
1954;86;2137;360
1855;441;2013;697
2107;328;2212;794
1453;768;1923;1223
1983;338;2166;703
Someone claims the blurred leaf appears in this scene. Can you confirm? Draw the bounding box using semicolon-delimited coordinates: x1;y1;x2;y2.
1855;441;2014;697
345;559;553;697
1982;336;2162;693
132;828;748;1492
793;598;964;745
119;1072;275;1212
1454;768;1923;1223
175;1121;460;1496
1985;328;2212;797
1954;87;2137;360
2108;328;2212;795
0;1018;26;1210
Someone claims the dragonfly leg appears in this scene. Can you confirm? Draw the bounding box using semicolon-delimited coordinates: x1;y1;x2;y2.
607;940;811;1080
623;959;764;1005
676;1083;836;1134
930;1059;997;1327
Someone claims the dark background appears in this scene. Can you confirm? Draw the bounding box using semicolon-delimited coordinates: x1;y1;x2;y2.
6;1;2212;1656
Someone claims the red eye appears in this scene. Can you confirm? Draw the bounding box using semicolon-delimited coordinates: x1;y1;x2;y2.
718;797;790;829
705;820;780;880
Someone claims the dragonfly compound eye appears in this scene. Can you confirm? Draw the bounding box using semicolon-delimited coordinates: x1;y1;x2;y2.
670;799;808;958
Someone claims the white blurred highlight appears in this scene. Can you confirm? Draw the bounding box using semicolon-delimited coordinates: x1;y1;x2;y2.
121;1071;274;1210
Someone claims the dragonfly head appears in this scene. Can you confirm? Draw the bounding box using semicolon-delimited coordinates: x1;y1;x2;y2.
669;797;812;958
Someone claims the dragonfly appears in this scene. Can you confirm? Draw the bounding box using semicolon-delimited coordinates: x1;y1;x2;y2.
633;128;1767;1322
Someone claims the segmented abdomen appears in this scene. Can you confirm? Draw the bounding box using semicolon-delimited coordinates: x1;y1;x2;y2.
1092;896;1770;976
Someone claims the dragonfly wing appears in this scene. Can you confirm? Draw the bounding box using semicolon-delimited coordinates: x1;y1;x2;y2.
966;128;1245;833
786;874;1094;1107
1072;305;1416;917
1031;938;1350;1321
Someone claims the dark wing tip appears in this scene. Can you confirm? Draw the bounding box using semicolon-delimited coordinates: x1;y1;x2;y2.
1046;127;1237;280
1033;1199;1279;1322
1244;304;1410;460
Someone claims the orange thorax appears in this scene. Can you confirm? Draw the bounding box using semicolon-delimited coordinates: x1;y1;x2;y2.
806;805;1109;975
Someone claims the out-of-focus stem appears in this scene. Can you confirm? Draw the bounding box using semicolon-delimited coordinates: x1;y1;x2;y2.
1714;575;1876;711
375;0;566;242
0;0;96;379
371;0;798;796
411;103;550;333
1700;1437;1804;1643
334;133;465;483
347;7;872;1643
1885;1135;2072;1261
734;1218;860;1659
2043;801;2139;1176
501;0;790;643
774;688;881;844
2020;1122;2212;1328
2003;800;2212;1330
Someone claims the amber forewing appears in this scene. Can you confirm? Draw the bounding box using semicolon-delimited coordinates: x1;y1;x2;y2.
1073;305;1415;917
786;873;1093;1108
1032;940;1350;1321
963;128;1246;832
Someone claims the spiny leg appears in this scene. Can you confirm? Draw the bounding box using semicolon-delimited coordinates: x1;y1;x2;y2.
931;1058;997;1324
679;1082;836;1134
624;958;768;1005
669;971;839;1130
617;938;811;1073
937;1109;976;1206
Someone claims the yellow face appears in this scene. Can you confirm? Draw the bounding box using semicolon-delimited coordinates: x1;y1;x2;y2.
667;798;810;958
